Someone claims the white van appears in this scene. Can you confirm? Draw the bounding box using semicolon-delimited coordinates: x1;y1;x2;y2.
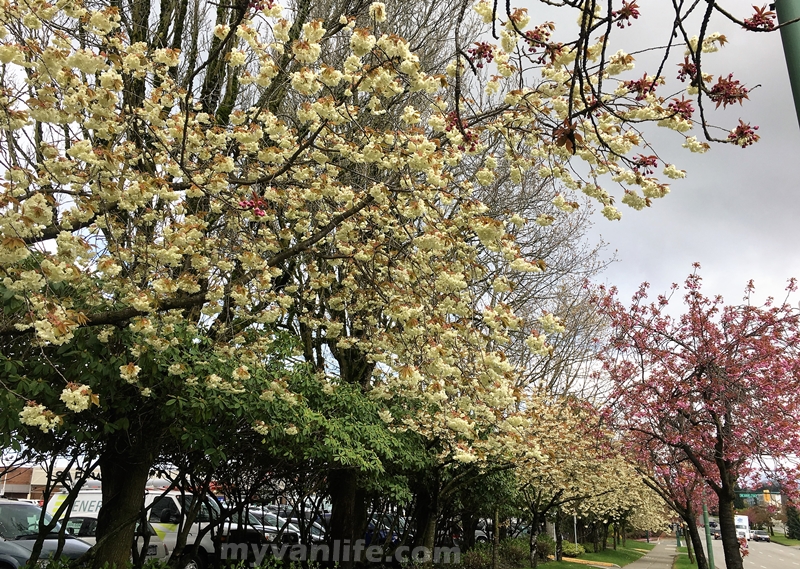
734;514;751;541
46;490;172;562
47;488;267;569
58;515;168;560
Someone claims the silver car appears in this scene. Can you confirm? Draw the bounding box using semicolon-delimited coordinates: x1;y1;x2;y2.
0;499;91;568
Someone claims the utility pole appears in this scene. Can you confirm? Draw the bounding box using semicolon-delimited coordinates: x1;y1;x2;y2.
703;499;716;569
573;514;577;546
776;0;800;127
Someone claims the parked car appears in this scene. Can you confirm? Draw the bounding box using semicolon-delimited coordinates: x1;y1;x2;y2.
245;508;304;543
0;498;91;568
369;514;413;543
435;519;488;547
509;524;530;540
285;518;326;544
474;519;491;543
364;521;399;546
751;530;770;542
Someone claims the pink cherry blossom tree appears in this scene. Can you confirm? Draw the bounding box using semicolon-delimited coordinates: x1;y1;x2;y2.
597;265;800;569
633;440;716;569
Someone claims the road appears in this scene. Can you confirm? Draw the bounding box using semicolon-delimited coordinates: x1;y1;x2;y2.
694;535;800;569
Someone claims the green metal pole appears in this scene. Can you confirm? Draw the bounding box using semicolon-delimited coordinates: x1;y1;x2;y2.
703;501;716;569
776;0;800;128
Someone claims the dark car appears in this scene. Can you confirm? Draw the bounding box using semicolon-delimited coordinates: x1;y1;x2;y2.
752;530;770;542
0;499;91;568
364;521;399;546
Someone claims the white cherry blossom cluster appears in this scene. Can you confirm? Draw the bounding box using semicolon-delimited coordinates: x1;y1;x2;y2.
19;402;62;433
59;383;97;412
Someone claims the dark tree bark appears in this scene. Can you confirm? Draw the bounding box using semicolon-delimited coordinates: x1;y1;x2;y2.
684;520;709;569
461;508;476;551
92;443;153;569
412;477;439;553
328;468;367;568
554;510;563;561
717;495;744;569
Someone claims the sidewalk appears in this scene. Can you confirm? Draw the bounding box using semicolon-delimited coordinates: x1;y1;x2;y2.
617;541;677;569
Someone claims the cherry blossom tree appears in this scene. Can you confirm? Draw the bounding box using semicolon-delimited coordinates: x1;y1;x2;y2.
632;442;715;569
500;394;666;566
597;267;800;569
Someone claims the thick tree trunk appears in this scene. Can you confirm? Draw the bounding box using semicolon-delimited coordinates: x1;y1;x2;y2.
685;519;709;569
528;527;539;569
410;472;439;554
528;511;543;568
461;508;476;551
555;510;563;561
92;446;152;569
418;489;438;558
717;495;744;569
421;515;437;554
328;468;366;568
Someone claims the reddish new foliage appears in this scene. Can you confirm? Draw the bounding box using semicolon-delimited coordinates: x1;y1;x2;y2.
612;1;641;29
743;5;776;31
708;74;750;109
631;154;658;175
624;73;658;100
466;42;494;68
727;120;760;148
596;266;800;569
668;97;695;121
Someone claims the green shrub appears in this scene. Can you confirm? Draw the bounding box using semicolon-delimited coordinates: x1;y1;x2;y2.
499;537;529;566
535;533;555;560
460;545;492;569
561;541;585;557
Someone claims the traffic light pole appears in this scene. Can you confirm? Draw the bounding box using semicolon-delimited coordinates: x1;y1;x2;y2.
776;0;800;127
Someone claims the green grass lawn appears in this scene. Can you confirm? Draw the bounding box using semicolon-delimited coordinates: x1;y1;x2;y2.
541;541;656;568
672;548;695;569
769;532;800;546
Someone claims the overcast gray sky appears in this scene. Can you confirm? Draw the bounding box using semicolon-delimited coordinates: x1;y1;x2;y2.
560;1;800;306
